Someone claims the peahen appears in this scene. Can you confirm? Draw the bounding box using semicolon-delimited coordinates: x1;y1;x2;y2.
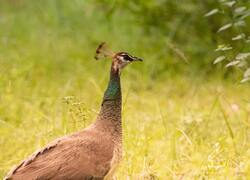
4;42;142;180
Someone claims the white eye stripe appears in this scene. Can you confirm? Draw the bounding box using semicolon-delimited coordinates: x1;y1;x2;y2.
120;53;131;57
118;53;136;62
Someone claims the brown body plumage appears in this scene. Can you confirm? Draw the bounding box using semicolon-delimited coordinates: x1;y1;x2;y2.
5;43;142;180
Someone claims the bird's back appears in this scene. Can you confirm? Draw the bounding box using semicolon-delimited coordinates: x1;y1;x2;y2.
4;43;142;179
5;126;116;180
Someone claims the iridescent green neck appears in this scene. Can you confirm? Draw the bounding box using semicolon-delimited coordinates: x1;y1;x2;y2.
103;67;121;103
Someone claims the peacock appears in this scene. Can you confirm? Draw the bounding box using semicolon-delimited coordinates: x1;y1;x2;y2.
4;42;142;180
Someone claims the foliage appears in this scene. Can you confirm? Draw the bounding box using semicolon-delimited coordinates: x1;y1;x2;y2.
205;0;250;82
0;1;250;179
93;0;219;70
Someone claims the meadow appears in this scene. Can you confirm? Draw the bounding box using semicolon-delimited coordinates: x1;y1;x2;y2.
0;1;250;179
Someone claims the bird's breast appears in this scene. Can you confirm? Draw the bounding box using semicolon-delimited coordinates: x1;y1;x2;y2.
104;142;122;180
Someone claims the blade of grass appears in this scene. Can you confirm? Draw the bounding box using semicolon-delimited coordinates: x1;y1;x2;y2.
219;101;237;154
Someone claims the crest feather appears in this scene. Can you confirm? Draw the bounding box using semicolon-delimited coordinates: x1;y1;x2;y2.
95;42;114;60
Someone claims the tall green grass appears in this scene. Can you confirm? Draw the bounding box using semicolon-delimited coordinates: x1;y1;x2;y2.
0;1;250;179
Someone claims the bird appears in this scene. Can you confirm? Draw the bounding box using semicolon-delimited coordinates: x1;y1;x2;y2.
4;42;142;180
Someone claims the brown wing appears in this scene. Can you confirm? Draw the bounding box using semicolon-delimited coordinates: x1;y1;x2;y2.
5;129;114;180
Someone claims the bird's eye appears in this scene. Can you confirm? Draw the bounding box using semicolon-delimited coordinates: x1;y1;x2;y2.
122;55;133;61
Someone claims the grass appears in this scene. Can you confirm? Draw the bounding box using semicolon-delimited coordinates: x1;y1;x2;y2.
0;1;250;179
1;58;250;179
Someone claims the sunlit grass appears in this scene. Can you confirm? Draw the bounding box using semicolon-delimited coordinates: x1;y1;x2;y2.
1;59;250;179
118;80;250;179
0;1;250;179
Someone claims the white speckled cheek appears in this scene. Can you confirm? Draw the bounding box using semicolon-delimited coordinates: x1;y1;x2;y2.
119;62;129;69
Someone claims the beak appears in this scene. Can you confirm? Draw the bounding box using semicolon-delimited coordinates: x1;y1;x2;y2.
133;56;143;62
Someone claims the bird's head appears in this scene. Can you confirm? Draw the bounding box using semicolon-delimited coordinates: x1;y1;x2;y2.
95;42;142;72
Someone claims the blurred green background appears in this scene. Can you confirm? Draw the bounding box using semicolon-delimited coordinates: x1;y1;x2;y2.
0;0;250;179
0;0;232;77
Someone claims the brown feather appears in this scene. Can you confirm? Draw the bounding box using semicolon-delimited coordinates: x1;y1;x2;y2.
94;42;114;60
5;126;117;180
4;43;142;180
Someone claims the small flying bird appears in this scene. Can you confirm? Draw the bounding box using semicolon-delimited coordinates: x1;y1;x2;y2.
5;42;142;180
